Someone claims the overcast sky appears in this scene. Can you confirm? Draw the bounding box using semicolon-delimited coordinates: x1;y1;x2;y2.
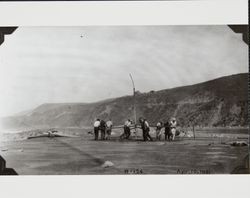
0;26;248;117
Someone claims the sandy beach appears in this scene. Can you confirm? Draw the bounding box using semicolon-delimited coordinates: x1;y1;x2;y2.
0;128;248;175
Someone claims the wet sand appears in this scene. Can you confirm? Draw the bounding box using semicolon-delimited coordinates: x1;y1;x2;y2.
0;131;248;175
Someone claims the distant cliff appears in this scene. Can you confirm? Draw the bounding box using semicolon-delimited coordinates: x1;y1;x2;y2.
1;73;248;129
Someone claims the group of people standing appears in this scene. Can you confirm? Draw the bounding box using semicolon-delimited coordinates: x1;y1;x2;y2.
155;117;177;141
93;117;177;141
93;119;113;140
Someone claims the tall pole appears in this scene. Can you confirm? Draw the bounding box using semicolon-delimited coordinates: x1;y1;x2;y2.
129;74;137;132
193;125;195;140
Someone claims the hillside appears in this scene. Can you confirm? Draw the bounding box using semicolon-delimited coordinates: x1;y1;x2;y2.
1;73;248;129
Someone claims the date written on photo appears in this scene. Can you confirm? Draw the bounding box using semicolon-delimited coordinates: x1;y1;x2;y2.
177;169;211;174
124;169;143;174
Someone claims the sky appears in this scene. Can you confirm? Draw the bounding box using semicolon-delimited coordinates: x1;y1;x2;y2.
0;26;248;117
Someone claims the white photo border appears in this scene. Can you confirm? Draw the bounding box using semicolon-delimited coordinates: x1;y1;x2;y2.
0;1;249;198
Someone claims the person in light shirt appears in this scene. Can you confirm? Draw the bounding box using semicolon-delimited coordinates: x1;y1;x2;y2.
169;117;177;141
120;119;132;140
106;119;113;140
93;119;100;140
125;119;132;139
144;119;153;141
155;121;163;140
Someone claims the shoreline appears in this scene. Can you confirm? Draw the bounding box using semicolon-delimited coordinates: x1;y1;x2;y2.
0;126;248;144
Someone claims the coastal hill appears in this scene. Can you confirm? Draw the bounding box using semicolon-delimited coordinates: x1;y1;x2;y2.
1;73;247;129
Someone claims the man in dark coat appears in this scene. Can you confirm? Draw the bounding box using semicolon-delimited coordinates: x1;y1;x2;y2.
100;120;106;140
164;121;171;141
139;118;153;141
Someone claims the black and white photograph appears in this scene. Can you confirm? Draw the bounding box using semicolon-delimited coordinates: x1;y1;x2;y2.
0;25;248;175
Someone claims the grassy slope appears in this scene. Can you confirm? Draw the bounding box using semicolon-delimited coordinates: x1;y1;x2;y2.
1;73;248;129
